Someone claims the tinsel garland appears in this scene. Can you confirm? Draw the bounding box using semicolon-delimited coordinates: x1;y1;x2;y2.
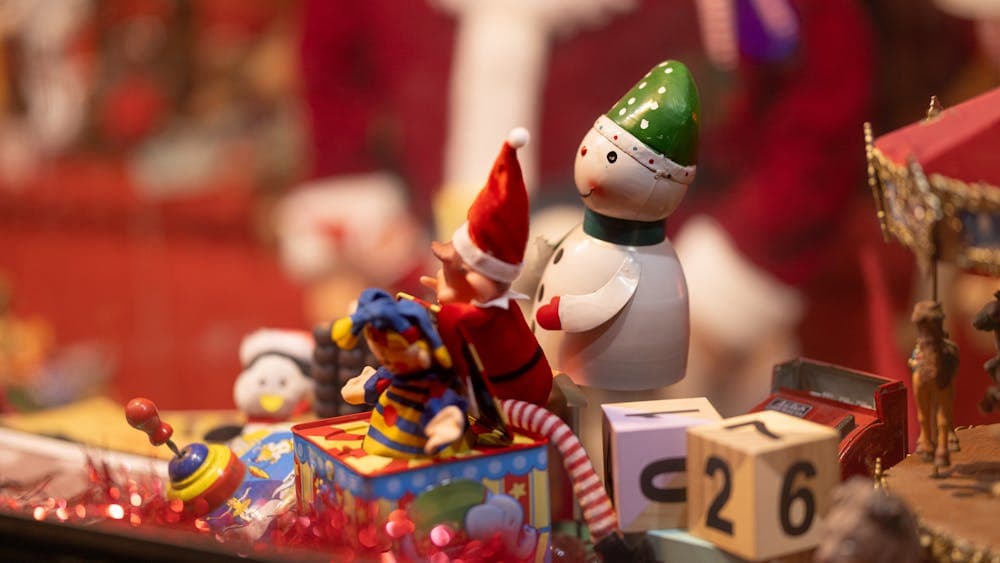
0;455;589;562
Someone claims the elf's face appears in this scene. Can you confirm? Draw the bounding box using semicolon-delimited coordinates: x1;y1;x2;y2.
426;241;505;305
574;127;687;222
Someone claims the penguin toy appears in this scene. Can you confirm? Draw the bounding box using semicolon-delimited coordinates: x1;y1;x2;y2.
233;329;315;426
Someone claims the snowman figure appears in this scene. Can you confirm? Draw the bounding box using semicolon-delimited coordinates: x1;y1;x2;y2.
531;60;699;474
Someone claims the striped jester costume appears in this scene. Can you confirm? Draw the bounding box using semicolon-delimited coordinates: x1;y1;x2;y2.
333;289;469;459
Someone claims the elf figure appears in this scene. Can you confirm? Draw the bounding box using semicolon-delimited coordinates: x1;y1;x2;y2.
421;129;554;408
334;289;469;459
532;60;699;473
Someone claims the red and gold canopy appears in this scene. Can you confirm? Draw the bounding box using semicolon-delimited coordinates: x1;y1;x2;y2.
867;87;1000;275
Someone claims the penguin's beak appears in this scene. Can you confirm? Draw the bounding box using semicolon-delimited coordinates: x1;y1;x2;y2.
259;394;285;413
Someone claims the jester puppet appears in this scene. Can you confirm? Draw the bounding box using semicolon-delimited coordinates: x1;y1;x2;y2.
335;289;469;458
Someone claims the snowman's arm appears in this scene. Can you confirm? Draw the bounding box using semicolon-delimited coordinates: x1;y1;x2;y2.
535;254;640;332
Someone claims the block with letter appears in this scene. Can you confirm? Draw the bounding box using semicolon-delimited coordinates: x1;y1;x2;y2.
686;411;839;561
602;397;722;532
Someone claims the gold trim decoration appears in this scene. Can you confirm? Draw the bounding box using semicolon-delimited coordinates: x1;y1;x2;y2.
918;521;1000;563
866;122;1000;277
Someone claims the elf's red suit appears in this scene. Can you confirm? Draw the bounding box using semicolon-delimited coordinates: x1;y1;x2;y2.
422;132;553;408
436;299;551;408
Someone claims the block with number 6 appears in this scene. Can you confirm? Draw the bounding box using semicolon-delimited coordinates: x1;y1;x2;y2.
686;411;839;561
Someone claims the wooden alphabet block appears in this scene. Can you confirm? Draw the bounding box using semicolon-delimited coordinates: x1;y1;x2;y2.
602;397;722;532
686;411;839;561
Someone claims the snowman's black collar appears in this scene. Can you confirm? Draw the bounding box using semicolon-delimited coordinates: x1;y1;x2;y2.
583;208;665;246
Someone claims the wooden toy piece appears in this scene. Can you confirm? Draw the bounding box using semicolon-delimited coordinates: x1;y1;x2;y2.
909;300;960;468
124;397;247;514
601;397;721;533
686;411;839;561
166;442;246;513
529;60;699;480
125;397;180;456
311;322;376;418
972;290;1000;413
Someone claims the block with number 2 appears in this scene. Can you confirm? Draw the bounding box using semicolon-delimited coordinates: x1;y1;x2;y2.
686;411;839;561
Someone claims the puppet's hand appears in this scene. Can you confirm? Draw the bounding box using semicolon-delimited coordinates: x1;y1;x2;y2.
424;405;465;454
341;366;377;405
419;275;439;293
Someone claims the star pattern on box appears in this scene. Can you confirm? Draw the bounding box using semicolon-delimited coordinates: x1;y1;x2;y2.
255;444;279;463
295;412;549;501
508;482;527;500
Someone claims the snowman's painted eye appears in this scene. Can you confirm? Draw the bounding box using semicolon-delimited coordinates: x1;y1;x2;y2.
606;151;618;163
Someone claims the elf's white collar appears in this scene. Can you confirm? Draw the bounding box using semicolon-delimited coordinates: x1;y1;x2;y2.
473;290;529;310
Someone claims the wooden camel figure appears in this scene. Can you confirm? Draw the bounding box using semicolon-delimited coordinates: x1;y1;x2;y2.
972;290;1000;413
908;300;960;468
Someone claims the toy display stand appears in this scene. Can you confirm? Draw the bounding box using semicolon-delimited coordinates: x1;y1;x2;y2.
885;424;1000;563
867;87;1000;562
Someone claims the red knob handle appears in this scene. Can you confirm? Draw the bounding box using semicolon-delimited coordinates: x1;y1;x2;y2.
125;397;174;447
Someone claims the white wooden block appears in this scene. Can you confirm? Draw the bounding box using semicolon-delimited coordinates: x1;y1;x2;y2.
686;411;840;561
602;397;722;532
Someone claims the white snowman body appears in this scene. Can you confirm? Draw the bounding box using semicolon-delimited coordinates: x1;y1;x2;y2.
529;119;693;477
531;122;691;391
530;224;688;391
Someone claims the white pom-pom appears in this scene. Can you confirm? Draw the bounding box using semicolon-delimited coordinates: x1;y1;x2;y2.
507;127;530;149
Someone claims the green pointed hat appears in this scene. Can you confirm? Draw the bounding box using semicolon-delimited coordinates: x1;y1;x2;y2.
604;60;700;168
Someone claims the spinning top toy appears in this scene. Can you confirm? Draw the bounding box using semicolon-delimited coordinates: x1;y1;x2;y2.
126;398;246;513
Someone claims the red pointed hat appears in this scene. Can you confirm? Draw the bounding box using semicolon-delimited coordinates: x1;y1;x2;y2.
452;128;531;283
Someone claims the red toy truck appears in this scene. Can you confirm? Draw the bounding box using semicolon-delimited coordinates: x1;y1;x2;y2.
749;358;908;479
